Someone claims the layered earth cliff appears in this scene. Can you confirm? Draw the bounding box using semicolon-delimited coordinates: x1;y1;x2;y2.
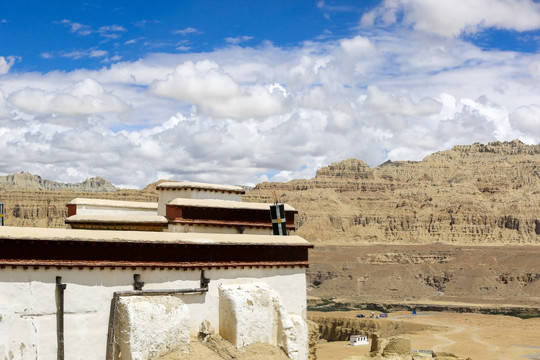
245;140;540;309
245;139;540;245
0;172;117;192
0;181;159;228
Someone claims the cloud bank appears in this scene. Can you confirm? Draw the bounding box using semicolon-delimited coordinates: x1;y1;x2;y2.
362;0;540;37
0;1;539;188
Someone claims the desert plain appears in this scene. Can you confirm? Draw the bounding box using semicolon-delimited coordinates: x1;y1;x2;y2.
307;243;540;360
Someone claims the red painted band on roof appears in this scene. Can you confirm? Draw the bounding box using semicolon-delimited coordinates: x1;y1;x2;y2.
166;205;297;230
0;259;309;269
67;204;77;217
0;237;311;269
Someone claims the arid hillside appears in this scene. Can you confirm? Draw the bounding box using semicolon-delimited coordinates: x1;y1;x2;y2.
308;244;540;309
245;139;540;245
0;179;160;228
0;172;118;192
244;140;540;311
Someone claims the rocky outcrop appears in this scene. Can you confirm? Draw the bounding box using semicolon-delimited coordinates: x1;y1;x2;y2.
246;140;540;245
381;337;411;358
161;334;291;360
307;315;428;342
307;320;319;360
218;283;308;360
113;296;190;360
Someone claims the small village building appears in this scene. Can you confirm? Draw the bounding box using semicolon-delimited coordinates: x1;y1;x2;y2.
349;335;369;346
0;181;312;360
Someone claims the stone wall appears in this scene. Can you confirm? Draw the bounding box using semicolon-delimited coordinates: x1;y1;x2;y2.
219;283;308;360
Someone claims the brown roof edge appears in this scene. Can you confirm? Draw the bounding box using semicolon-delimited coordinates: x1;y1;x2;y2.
0;259;310;269
0;236;312;270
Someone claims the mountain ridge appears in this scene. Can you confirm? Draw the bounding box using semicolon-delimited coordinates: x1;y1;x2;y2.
244;139;540;245
0;172;117;192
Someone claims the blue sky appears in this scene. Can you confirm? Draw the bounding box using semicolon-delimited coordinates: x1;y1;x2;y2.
1;1;374;72
1;0;540;187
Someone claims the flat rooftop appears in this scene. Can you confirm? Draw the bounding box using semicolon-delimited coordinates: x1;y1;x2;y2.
156;181;245;194
65;214;168;224
0;226;310;246
68;198;158;209
168;198;297;211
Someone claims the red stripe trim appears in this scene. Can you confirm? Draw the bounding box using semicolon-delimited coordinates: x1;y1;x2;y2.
0;237;311;269
0;259;310;269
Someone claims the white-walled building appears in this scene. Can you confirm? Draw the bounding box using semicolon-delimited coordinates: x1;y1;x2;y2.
0;181;312;360
349;335;369;346
66;181;297;235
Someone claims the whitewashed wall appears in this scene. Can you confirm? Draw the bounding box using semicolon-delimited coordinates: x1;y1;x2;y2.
74;205;157;216
167;223;272;235
0;267;307;360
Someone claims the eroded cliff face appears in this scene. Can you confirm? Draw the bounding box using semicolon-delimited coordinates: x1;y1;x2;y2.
0;172;130;227
307;315;429;342
0;187;159;228
0;172;118;192
246;140;540;245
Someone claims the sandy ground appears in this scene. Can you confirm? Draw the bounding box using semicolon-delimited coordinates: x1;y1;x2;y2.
313;311;540;360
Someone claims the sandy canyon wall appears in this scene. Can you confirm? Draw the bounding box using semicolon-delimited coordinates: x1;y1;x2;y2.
0;178;160;228
245;140;540;245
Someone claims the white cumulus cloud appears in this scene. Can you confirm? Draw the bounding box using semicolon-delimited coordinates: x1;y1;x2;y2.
8;78;130;116
150;60;285;118
340;36;376;57
0;56;16;75
362;0;540;37
0;22;539;187
510;105;540;136
364;86;442;116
